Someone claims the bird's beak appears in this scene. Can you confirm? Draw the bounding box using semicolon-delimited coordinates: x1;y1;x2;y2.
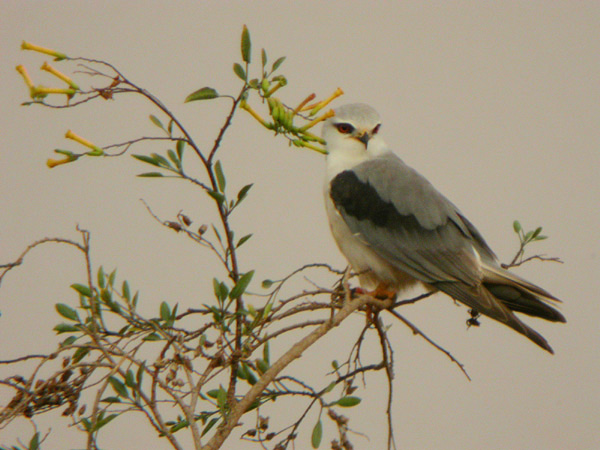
357;132;370;146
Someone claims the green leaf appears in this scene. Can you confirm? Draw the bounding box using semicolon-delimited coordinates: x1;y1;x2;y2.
261;48;267;68
137;172;164;177
61;336;77;346
236;183;253;203
125;369;136;388
143;332;162;341
311;419;323;448
101;396;122;404
236;234;252;248
109;376;129;398
261;279;273;289
176;140;185;160
95;413;117;430
160;301;171;321
132;154;160;167
167;119;174;135
336;396;361;407
54;323;79;333
149;114;164;130
28;431;40;450
122;281;131;302
323;381;336;394
241;25;251;63
136;362;145;387
56;303;79;321
229;270;255;299
97;267;105;289
167;149;180;169
531;226;543;239
201;417;219;437
513;220;522;234
271;56;286;73
331;360;339;370
71;283;92;297
151;153;171;168
233;63;246;81
215;160;226;192
207;190;225;205
72;346;89;363
185;87;219;103
256;358;269;375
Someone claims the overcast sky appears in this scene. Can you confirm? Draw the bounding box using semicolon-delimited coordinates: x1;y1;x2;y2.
1;2;599;449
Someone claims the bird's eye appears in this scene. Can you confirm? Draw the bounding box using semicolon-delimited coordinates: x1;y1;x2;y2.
335;123;354;134
372;124;381;134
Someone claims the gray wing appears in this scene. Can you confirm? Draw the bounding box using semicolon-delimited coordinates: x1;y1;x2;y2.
329;153;557;352
329;153;494;287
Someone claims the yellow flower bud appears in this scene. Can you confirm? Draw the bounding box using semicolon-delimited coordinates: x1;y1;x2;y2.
21;41;67;60
40;62;79;90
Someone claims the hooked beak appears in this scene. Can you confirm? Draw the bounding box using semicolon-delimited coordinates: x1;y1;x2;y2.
357;132;370;146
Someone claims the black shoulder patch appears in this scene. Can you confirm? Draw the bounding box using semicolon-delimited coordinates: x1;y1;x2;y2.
330;170;421;230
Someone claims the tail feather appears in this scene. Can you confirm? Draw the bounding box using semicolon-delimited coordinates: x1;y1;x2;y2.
434;281;556;353
482;264;566;323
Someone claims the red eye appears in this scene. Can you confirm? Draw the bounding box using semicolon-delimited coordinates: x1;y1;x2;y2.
335;123;354;134
372;124;381;134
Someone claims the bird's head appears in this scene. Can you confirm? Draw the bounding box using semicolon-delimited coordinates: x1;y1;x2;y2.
322;103;386;157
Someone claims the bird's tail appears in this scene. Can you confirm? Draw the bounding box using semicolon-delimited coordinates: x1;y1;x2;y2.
482;264;566;323
435;281;558;353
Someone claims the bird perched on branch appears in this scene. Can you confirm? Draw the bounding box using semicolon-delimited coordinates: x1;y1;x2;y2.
323;103;565;353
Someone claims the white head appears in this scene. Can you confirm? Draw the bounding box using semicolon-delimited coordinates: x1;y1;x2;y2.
322;103;388;159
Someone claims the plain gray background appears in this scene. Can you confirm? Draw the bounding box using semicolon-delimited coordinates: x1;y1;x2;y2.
1;2;599;449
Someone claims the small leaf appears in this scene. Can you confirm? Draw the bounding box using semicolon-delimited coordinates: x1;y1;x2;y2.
531;226;543;239
167;149;180;169
56;303;79;321
331;360;339;370
323;381;337;394
97;267;105;288
241;25;251;63
513;220;522;234
236;234;252;248
109;376;129;398
149;114;164;130
54;323;79;333
261;48;267;68
71;283;92;297
201;417;219;437
311;419;323;448
122;281;131;302
138;172;164;177
256;359;269;375
125;369;136;388
132;154;160;167
29;432;40;450
233;63;246;81
207;190;225;205
215;160;226;192
73;347;89;363
160;301;171;321
261;279;273;289
61;336;77;346
185;87;219;103
236;183;253;203
101;396;123;404
229;270;255;299
136;362;145;387
176;140;185;160
151;153;171;168
336;396;361;407
143;332;162;341
271;56;286;73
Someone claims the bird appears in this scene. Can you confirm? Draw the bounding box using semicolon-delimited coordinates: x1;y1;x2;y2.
322;103;566;353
